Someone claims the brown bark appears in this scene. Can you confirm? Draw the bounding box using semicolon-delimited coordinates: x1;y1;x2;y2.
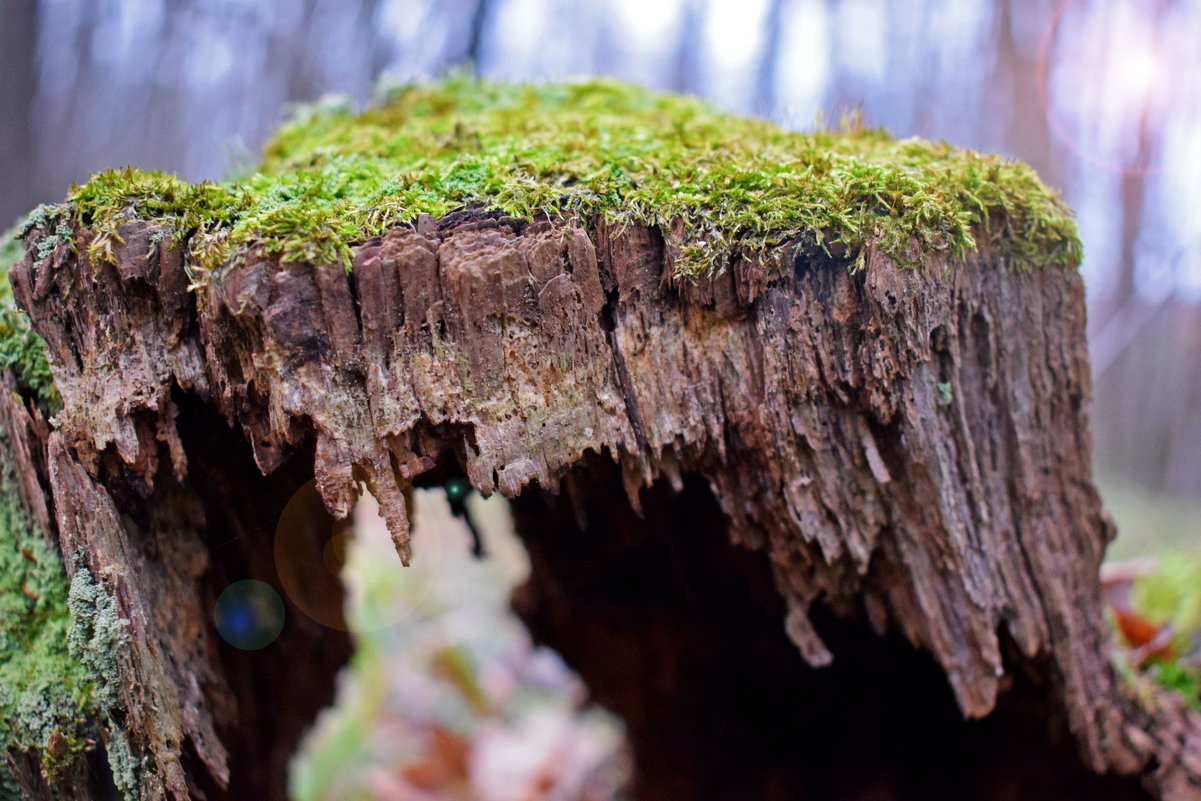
9;209;1201;799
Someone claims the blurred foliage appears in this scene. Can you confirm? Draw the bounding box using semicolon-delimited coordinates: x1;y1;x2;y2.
1132;549;1201;658
1103;478;1201;712
1147;661;1201;712
1131;550;1201;712
291;490;628;801
44;73;1079;282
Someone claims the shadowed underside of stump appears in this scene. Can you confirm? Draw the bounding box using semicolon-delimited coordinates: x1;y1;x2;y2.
3;206;1199;800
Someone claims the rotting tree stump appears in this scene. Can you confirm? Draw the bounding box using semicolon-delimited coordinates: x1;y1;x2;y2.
4;211;1199;801
3;80;1201;800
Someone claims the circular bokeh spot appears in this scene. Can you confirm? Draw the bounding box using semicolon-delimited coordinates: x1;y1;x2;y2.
214;580;285;650
444;475;471;505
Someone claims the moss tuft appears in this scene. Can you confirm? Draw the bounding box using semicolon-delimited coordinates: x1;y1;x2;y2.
51;74;1078;280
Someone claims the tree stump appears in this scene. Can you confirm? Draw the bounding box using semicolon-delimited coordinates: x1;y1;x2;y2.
2;79;1200;800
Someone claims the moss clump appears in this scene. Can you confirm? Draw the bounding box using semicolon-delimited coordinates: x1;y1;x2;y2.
0;434;93;779
1;223;59;416
47;74;1078;280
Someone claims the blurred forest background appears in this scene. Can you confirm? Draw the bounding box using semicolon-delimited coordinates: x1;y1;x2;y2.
2;0;1201;798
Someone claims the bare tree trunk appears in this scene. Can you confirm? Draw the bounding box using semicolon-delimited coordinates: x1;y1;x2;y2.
1108;0;1169;317
670;0;705;93
0;0;37;226
992;0;1060;188
1114;115;1152;311
754;0;786;117
464;0;491;72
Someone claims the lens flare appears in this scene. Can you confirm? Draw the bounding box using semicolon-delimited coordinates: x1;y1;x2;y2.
214;580;285;650
274;478;443;632
1038;0;1199;175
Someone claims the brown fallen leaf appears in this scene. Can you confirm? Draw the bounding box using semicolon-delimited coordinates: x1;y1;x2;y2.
401;725;472;791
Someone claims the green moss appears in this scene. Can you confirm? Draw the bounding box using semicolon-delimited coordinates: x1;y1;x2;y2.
0;429;93;778
1147;661;1201;713
52;74;1079;280
0;223;60;416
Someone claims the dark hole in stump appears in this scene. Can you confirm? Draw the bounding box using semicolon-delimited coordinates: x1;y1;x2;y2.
509;456;1154;801
166;389;353;801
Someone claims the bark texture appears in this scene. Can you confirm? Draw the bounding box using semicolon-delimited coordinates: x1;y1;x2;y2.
7;210;1201;798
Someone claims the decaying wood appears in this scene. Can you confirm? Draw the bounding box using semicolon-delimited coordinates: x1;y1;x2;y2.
0;375;92;801
8;208;1201;798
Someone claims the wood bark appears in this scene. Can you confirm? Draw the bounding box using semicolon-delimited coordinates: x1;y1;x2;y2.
6;210;1201;798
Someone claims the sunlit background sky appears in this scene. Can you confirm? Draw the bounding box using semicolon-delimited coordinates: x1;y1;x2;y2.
3;0;1201;496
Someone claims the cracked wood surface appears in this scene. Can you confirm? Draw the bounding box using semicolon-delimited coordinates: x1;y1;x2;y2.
8;210;1201;798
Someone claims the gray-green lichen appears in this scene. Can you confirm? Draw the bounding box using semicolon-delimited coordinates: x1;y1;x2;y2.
66;562;131;715
3;208;142;797
0;358;136;794
937;381;953;406
66;561;145;799
103;729;143;801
